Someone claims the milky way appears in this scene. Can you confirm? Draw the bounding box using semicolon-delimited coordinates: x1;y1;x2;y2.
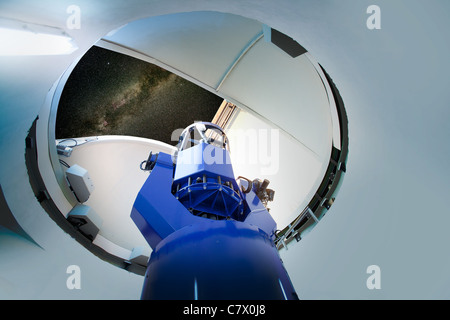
56;46;223;145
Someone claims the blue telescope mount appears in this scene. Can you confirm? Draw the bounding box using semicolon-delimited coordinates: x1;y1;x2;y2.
131;122;298;300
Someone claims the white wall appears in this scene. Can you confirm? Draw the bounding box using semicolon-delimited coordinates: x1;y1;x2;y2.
227;109;324;229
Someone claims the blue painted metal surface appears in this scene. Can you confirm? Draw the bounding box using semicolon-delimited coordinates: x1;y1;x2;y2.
173;141;245;220
174;140;235;183
131;152;199;249
141;221;297;300
131;122;297;299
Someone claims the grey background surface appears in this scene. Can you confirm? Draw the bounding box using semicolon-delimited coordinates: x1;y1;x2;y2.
280;0;450;299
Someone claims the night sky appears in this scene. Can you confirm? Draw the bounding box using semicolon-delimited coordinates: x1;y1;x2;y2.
56;46;223;145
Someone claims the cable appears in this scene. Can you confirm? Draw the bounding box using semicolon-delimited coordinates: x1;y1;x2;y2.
236;176;252;194
59;159;70;168
76;137;98;146
57;137;98;148
57;138;78;148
